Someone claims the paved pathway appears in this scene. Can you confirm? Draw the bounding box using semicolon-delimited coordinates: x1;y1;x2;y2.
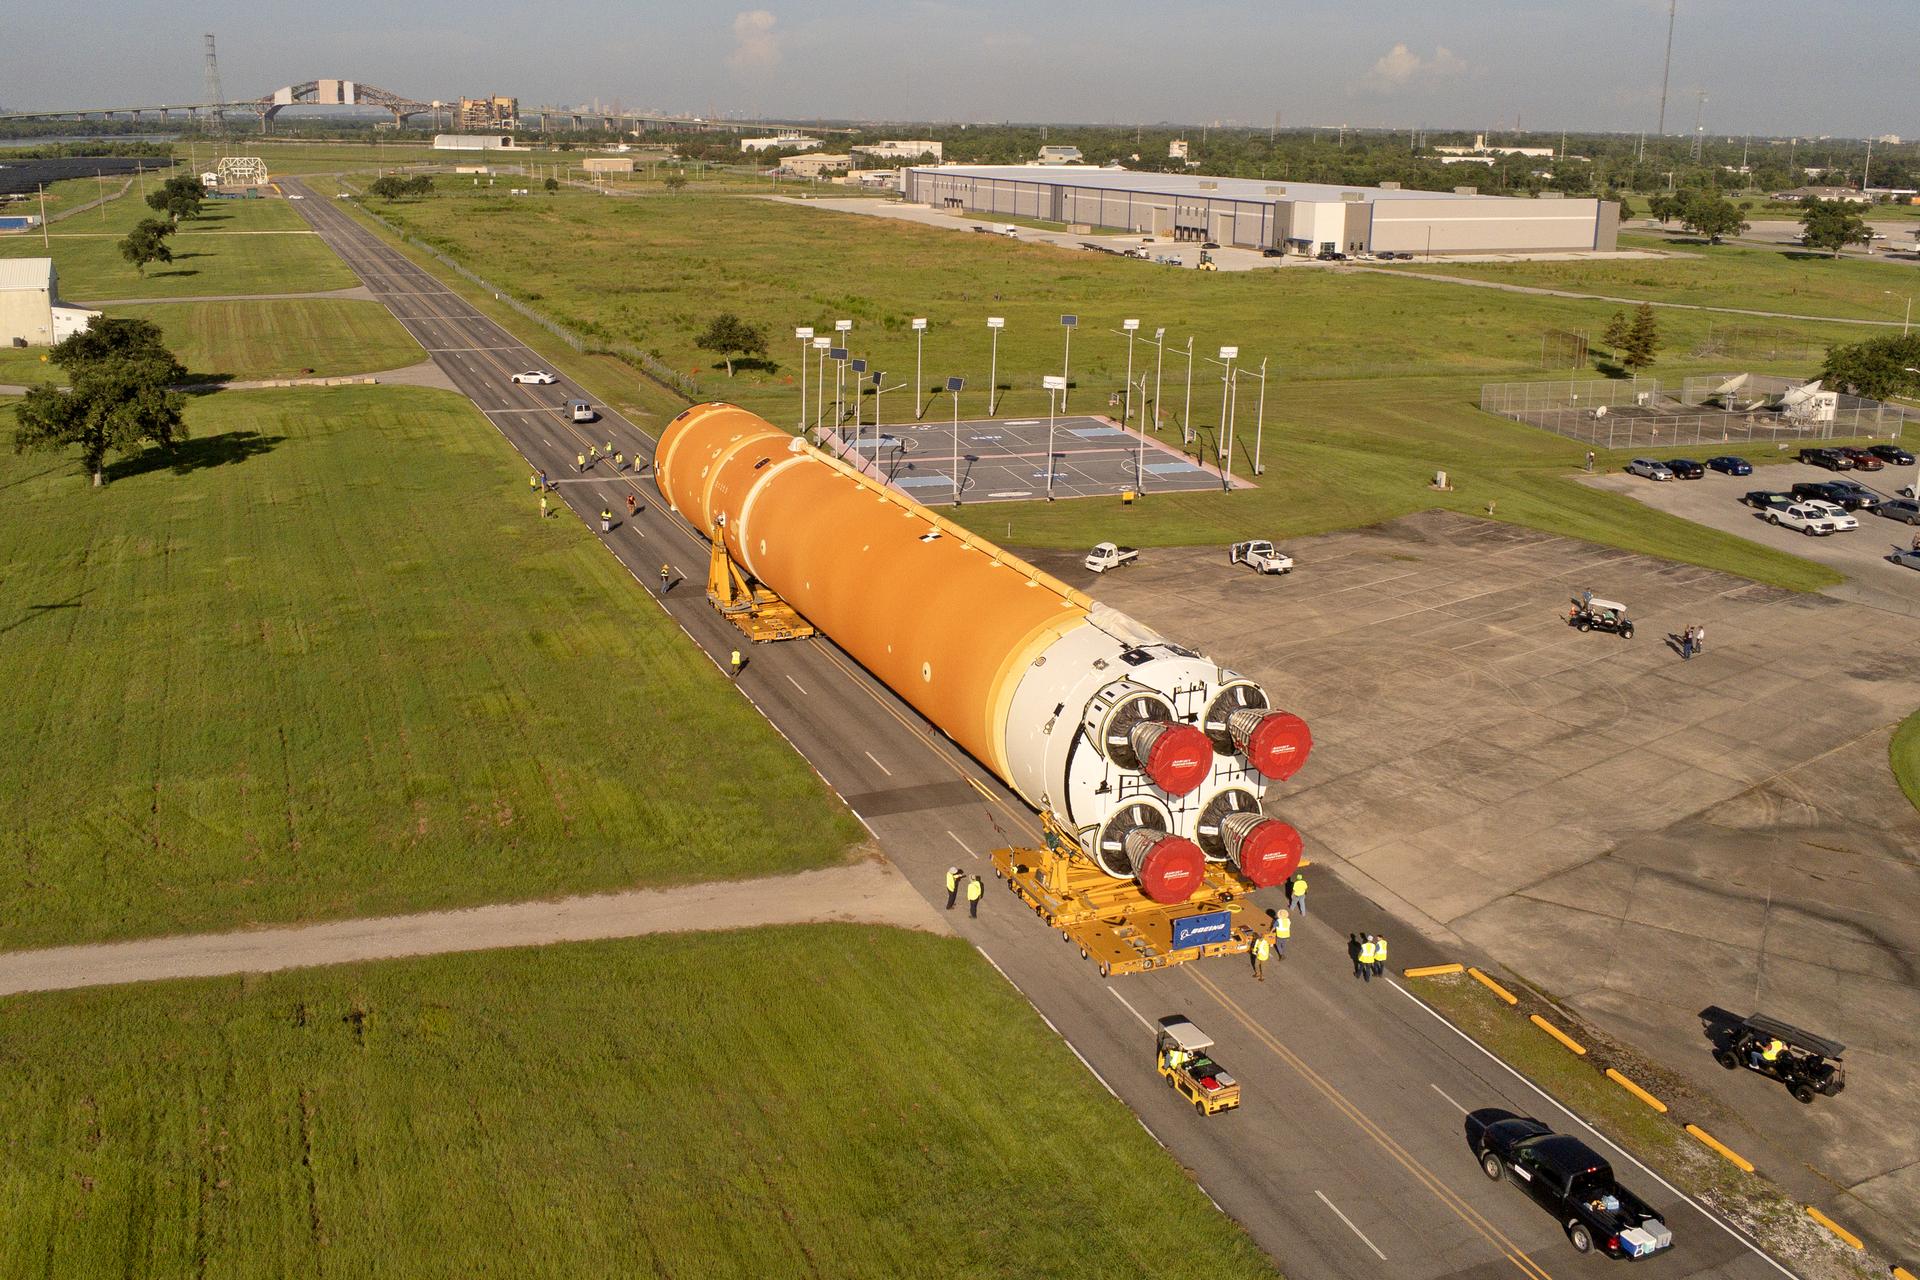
0;861;946;996
0;357;455;398
76;285;375;306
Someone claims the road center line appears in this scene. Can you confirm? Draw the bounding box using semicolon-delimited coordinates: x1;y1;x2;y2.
1106;985;1156;1035
785;674;808;696
946;830;977;860
1316;1190;1388;1261
863;750;893;777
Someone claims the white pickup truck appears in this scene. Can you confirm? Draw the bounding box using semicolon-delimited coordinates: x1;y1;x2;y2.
1229;540;1295;574
1085;542;1140;573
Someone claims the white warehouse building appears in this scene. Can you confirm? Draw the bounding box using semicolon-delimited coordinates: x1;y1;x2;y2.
903;165;1620;256
0;258;99;348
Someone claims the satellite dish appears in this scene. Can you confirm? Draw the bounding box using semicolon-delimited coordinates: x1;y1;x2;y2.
1712;373;1750;397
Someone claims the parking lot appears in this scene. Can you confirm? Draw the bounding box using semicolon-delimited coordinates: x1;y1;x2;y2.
1029;510;1920;1256
818;414;1239;502
1589;458;1920;616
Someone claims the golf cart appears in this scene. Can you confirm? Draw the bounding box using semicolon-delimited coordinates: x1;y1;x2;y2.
1568;595;1634;638
1701;1007;1846;1104
1156;1019;1241;1116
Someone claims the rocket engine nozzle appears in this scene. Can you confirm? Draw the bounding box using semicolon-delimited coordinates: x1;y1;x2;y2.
1120;828;1207;904
1227;709;1313;780
1128;720;1213;796
1218;812;1303;887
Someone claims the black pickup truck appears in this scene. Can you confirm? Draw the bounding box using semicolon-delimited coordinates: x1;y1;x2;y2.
1467;1109;1674;1259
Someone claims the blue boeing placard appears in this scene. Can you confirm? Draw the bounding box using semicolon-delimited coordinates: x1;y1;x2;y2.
1171;910;1232;951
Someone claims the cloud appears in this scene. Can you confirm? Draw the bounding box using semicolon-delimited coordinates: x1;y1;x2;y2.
1367;42;1467;90
727;10;782;71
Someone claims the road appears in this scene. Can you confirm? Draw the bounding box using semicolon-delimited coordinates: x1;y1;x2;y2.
284;179;1804;1280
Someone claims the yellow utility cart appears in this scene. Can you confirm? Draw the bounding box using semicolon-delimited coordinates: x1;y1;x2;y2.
704;521;814;642
1156;1019;1241;1116
991;813;1258;977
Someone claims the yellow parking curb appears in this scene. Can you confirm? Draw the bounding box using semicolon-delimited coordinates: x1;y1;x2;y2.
1530;1014;1587;1056
1468;966;1519;1005
1403;963;1465;978
1684;1124;1755;1173
1804;1207;1863;1250
1890;1266;1915;1280
1604;1068;1668;1113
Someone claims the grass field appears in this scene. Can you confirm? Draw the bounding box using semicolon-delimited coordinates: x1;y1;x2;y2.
1412;234;1920;323
0;925;1277;1279
0;191;355;300
0;298;421;386
0;386;861;948
1893;707;1920;813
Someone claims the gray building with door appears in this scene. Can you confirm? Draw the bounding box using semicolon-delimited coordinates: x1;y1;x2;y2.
902;165;1619;256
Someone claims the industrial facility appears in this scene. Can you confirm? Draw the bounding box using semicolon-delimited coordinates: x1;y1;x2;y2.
456;95;518;131
0;258;99;347
904;164;1620;256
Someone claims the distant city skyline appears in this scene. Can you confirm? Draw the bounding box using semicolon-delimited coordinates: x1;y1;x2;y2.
3;0;1916;138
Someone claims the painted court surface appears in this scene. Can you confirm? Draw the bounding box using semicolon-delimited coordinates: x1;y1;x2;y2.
820;415;1241;502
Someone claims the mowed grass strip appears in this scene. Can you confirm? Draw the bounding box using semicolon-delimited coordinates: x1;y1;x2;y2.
0;193;355;300
0;926;1278;1280
0;386;861;948
1407;233;1920;323
130;298;423;381
1894;707;1920;814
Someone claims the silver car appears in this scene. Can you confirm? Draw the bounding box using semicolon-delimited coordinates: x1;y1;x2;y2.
1627;458;1675;481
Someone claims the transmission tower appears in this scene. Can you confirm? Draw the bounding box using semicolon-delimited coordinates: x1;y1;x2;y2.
202;33;226;132
1690;91;1707;162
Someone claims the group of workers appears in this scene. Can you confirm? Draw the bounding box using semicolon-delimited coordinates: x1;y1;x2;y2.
576;442;628;474
944;867;985;918
1351;933;1389;981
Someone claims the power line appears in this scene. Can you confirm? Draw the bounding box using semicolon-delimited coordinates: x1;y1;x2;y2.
1655;0;1676;137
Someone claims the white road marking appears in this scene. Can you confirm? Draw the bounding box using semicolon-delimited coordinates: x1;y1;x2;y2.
785;674;807;696
1106;985;1156;1035
1430;1083;1469;1115
863;750;892;777
1316;1190;1387;1261
946;830;977;860
1388;979;1801;1280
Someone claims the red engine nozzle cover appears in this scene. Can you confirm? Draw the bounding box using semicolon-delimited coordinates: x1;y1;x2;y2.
1134;721;1214;796
1233;818;1303;887
1134;833;1207;904
1236;710;1313;781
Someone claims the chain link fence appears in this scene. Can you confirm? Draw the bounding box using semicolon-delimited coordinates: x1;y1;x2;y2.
1480;374;1913;450
345;188;698;400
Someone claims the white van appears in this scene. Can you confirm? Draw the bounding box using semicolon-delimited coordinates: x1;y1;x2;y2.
568;399;596;423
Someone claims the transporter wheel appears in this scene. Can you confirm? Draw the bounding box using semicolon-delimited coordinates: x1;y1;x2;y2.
1080;947;1089;960
1098;963;1111;978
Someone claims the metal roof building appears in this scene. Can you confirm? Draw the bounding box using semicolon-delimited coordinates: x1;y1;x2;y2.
903;165;1619;256
0;257;99;348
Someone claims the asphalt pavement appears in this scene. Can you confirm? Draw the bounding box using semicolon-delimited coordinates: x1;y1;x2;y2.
284;179;1805;1280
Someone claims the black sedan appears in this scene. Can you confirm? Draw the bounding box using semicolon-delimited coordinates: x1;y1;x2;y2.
1707;455;1753;475
1665;458;1705;479
1867;444;1916;466
1743;490;1793;511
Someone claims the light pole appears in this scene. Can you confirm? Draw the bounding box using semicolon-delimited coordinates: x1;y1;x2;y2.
1250;356;1269;476
947;376;966;504
1211;345;1239;470
1120;319;1140;428
794;326;813;430
850;357;868;458
1181;336;1195;446
1043;374;1067;502
1151;326;1166;432
830;345;849;440
873;373;900;438
986;316;1004;415
1060;315;1078;412
813;336;830;434
912;317;927;418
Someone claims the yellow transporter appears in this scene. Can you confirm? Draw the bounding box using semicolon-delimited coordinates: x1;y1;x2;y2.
654;404;1312;970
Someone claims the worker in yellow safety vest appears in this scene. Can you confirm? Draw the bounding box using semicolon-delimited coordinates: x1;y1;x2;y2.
944;866;961;911
1753;1037;1786;1068
1251;932;1271;981
966;875;984;918
1356;935;1376;983
1288;871;1307;917
1372;935;1388;977
577;452;586;473
729;649;743;678
1272;911;1290;959
600;508;613;532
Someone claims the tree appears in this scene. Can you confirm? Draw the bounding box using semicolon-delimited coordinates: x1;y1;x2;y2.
543;177;559;193
1821;334;1920;401
144;174;205;223
1618;303;1662;372
366;174;433;200
1601;310;1631;353
12;318;188;486
1679;194;1749;245
1647;193;1685;224
117;217;175;276
1799;198;1870;257
694;313;767;377
663;172;688;192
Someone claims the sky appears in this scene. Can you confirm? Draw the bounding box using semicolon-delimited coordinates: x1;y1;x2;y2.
4;0;1916;138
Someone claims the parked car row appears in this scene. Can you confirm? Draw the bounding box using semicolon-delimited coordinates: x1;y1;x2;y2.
1798;444;1914;471
1626;454;1755;480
